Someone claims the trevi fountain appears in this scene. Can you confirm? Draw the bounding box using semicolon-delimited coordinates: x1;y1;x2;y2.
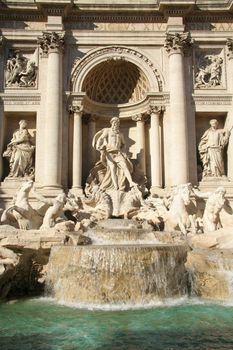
1;1;233;349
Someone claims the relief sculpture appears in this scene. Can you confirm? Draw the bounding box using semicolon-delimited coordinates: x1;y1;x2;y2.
195;54;223;88
6;51;37;87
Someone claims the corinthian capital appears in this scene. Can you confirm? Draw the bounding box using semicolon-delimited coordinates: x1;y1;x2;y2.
132;114;144;122
38;31;64;56
68;104;84;114
164;32;193;55
148;105;165;115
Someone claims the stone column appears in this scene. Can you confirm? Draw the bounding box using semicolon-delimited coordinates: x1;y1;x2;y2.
164;32;193;186
226;39;233;181
38;31;64;189
149;105;164;189
0;36;5;181
88;115;96;169
70;105;83;193
132;114;146;174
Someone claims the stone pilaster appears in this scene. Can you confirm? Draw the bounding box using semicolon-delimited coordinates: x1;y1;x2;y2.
69;105;83;194
149;105;164;189
38;31;64;189
0;36;5;181
132;113;146;174
88;115;96;169
226;38;233;181
165;31;193;186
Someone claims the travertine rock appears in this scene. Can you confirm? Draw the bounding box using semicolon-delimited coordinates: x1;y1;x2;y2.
0;223;81;299
186;249;233;300
47;244;188;304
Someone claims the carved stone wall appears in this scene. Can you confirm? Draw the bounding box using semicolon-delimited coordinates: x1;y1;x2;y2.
1;1;233;203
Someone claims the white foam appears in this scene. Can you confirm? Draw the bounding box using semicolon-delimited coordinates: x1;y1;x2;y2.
33;296;209;311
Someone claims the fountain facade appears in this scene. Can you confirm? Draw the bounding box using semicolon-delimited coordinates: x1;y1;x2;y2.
1;1;233;306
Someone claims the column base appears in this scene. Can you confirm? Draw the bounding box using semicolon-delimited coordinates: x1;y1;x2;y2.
37;185;64;197
69;187;84;197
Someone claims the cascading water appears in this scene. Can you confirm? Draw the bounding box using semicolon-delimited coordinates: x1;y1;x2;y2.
46;219;188;306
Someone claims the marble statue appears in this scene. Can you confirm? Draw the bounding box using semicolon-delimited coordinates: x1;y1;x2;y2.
18;60;37;87
85;117;136;194
122;186;146;219
195;55;223;88
198;119;230;178
3;120;35;178
1;180;44;230
165;183;196;235
1;181;68;230
6;51;37;87
40;193;67;230
193;186;226;232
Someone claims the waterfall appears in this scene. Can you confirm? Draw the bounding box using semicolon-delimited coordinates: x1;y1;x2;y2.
46;243;188;305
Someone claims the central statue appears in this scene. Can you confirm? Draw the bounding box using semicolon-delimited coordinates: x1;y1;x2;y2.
85;117;136;195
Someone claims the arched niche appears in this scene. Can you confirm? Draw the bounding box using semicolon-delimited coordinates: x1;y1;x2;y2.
70;46;165;118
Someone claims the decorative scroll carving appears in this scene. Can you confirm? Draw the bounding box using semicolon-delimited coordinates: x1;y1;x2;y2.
38;31;64;56
164;32;193;55
71;46;163;92
5;50;37;88
226;38;233;59
195;54;223;88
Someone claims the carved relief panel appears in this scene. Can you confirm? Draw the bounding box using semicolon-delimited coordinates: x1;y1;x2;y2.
194;48;225;89
5;49;38;88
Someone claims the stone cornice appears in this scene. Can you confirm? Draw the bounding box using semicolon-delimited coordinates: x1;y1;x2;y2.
0;93;41;105
1;1;233;22
192;94;232;105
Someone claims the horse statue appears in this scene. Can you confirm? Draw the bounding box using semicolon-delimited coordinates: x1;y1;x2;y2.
1;180;48;230
164;183;196;235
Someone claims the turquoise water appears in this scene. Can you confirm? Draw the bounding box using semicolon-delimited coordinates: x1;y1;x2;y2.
1;298;233;350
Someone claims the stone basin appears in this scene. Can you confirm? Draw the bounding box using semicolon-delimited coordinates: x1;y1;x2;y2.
87;218;158;243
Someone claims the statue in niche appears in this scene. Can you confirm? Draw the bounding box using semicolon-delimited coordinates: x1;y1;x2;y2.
6;51;37;87
3;120;35;178
85;117;136;195
195;55;223;88
198;119;230;178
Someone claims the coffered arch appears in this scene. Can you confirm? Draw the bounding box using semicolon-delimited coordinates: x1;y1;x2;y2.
71;46;164;95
